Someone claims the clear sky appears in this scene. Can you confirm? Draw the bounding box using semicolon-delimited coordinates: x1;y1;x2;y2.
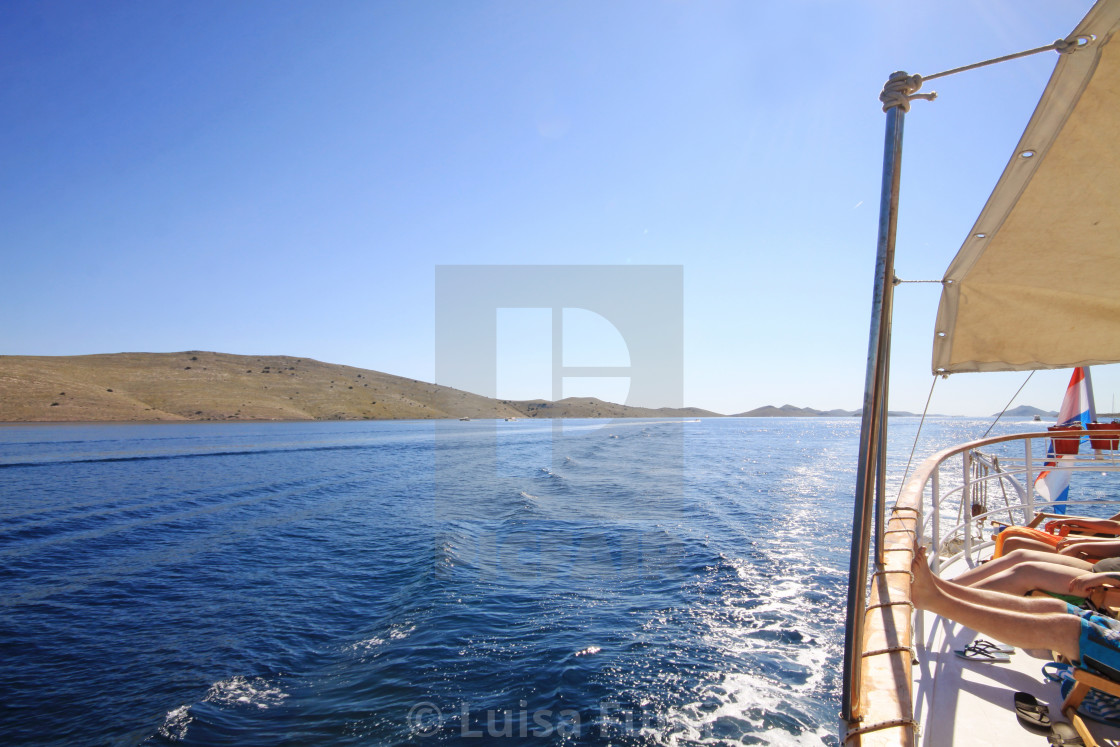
3;0;1114;416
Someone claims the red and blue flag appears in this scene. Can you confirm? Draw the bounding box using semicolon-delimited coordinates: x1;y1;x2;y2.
1035;367;1095;513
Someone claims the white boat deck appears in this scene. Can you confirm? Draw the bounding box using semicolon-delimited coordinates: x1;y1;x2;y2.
915;556;1120;746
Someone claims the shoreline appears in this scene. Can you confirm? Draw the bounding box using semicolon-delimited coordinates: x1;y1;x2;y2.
0;415;715;427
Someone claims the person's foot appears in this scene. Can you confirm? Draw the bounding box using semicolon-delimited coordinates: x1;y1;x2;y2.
911;545;936;611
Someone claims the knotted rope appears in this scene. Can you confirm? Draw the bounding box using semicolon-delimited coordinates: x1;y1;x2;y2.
879;72;934;112
881;34;1091;112
921;34;1091;83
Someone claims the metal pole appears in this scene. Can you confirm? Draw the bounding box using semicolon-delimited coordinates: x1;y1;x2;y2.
1026;438;1035;517
931;470;941;574
963;450;973;562
1085;366;1098;420
874;267;896;566
873;377;888;562
841;72;913;724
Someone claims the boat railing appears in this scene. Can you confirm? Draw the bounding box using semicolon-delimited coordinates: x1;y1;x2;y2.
844;427;1120;745
920;433;1120;574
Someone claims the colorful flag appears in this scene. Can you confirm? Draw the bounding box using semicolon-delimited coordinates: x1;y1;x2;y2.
1035;367;1095;513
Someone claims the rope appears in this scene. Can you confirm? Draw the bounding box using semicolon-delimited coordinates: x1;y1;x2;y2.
993;455;1019;525
862;645;916;658
880;35;1091;116
879;72;931;113
893;278;944;285
981;370;1036;439
895;376;939;502
843;718;921;741
922;36;1089;83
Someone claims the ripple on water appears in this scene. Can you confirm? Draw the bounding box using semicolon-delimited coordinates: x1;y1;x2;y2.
0;418;884;745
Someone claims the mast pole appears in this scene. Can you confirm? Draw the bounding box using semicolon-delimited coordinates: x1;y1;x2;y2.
1085;366;1097;421
842;71;926;725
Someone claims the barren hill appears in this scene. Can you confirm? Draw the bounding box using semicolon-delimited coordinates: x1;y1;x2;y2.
513;398;716;420
731;404;860;417
0;352;721;422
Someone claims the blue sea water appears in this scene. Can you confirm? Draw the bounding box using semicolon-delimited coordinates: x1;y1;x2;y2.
0;416;1034;746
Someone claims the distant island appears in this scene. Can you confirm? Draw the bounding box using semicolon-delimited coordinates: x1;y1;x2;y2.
0;352;1064;423
999;405;1058;418
729;404;925;417
733;404;857;417
0;352;719;422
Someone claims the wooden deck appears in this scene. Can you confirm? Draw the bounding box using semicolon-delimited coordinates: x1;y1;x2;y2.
915;557;1120;746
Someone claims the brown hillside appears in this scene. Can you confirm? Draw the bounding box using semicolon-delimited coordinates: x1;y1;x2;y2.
0;353;722;422
0;352;523;422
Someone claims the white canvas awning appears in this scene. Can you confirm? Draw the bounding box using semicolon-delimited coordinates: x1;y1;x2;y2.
932;0;1120;374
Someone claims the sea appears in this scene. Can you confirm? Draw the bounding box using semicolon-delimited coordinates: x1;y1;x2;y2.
0;416;1045;746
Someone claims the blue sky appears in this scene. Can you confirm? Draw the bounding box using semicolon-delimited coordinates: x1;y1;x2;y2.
2;0;1113;416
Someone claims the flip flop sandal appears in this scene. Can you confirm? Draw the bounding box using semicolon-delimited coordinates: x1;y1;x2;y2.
1048;721;1085;746
1014;691;1052;735
973;638;1015;654
1083;596;1115;618
954;641;1011;662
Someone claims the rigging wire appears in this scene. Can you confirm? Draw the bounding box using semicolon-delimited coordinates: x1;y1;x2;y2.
895;374;939;503
880;37;1084;501
882;31;1084;503
981;370;1036;439
921;36;1085;83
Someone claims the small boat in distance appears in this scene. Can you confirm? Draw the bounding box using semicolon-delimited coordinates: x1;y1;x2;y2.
459;416;470;421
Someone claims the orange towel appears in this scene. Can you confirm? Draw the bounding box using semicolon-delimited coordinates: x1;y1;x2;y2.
993;526;1062;558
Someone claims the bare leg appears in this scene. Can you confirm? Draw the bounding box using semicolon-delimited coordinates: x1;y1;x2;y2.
951;549;1092;586
968;560;1093;596
911;548;1081;658
931;561;1069;613
1000;535;1061;555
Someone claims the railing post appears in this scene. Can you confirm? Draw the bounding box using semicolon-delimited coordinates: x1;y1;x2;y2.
931;469;941;574
915;494;927;648
963;449;973;563
1025;437;1035;518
